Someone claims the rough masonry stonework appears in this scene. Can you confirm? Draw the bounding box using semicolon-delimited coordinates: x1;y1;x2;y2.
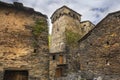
0;1;49;80
49;6;94;80
77;11;120;80
0;1;120;80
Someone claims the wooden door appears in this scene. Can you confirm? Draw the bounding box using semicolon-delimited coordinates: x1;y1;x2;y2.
59;55;63;64
55;68;62;78
3;70;28;80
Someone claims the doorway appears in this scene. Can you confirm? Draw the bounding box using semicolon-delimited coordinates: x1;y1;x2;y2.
55;68;62;78
3;70;28;80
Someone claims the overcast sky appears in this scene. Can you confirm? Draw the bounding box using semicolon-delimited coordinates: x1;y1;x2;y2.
1;0;120;33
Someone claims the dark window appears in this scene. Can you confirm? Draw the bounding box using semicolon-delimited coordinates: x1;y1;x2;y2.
52;55;56;60
33;49;37;53
73;14;75;18
106;41;109;45
90;43;92;45
86;62;89;65
59;13;63;16
68;12;72;16
83;24;86;26
106;60;110;65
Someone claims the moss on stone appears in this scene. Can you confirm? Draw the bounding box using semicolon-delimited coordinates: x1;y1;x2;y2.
65;29;81;46
32;19;47;48
32;19;47;36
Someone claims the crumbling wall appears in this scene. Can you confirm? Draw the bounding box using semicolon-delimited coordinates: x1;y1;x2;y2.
0;2;49;80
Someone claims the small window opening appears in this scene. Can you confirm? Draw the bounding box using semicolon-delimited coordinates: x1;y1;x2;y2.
34;49;37;53
59;13;63;16
90;43;92;45
83;24;86;26
106;60;110;65
68;12;72;16
106;41;109;45
52;55;56;60
73;14;75;18
86;62;89;65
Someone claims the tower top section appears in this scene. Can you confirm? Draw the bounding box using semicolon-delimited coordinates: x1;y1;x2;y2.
51;6;81;23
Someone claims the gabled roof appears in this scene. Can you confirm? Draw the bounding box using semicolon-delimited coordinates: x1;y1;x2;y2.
78;10;120;43
78;12;114;43
109;10;120;15
51;5;81;19
0;1;47;18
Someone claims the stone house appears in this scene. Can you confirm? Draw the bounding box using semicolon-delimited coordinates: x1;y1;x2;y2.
77;11;120;80
0;1;49;80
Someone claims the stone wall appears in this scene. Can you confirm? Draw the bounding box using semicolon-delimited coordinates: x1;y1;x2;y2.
50;6;95;54
0;2;49;80
80;21;95;36
51;6;81;23
50;15;81;53
65;21;94;73
77;12;120;80
49;6;82;80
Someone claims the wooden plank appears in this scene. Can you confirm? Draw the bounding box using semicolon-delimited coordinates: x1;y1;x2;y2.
55;68;62;78
59;55;63;64
3;70;28;80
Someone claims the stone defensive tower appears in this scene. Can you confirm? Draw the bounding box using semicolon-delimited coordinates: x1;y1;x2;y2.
49;6;94;79
50;6;81;53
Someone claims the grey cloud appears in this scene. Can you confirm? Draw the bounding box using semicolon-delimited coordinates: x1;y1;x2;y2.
91;7;109;13
8;0;18;2
1;0;120;25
